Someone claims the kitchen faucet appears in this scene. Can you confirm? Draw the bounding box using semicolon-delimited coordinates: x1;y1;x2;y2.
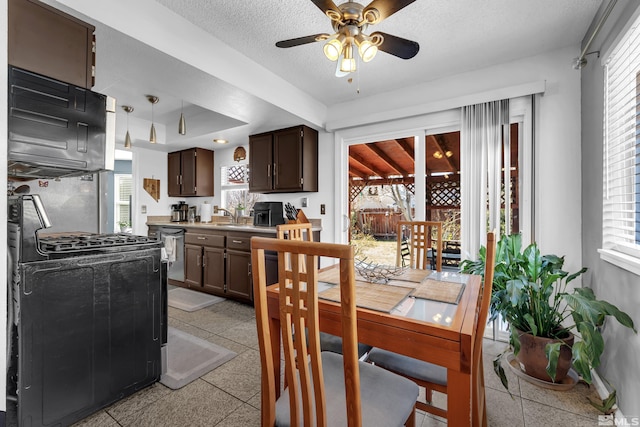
215;207;239;223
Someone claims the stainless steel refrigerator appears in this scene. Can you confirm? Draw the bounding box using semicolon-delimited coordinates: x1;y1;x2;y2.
12;174;107;234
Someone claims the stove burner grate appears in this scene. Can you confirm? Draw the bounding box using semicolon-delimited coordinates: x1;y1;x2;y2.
38;233;156;253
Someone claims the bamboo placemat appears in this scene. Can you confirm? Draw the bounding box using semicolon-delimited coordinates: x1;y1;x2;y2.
319;282;414;313
318;265;430;284
412;279;465;304
317;267;341;284
392;268;432;283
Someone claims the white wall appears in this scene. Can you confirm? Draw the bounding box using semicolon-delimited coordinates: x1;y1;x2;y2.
131;147;175;235
581;0;640;417
329;46;584;280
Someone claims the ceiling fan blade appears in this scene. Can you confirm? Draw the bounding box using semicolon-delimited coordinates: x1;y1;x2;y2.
309;0;341;16
276;34;330;48
364;0;417;22
373;31;419;59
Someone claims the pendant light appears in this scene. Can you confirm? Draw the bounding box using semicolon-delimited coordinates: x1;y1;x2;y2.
178;100;186;135
146;95;159;143
122;105;134;149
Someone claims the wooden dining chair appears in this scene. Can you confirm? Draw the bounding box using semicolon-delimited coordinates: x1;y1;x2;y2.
276;223;372;359
251;237;419;427
276;222;313;242
368;231;497;426
276;223;314;273
395;221;443;271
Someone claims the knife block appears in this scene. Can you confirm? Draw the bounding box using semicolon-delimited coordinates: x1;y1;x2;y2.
287;209;309;224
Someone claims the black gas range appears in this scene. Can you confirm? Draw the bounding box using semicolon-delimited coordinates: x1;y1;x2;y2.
7;195;166;427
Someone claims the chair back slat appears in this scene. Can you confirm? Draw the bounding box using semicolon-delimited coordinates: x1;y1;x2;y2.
252;237;361;426
471;230;497;427
396;221;443;271
277;223;314;274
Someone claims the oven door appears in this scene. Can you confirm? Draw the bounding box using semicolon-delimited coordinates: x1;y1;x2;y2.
13;248;162;427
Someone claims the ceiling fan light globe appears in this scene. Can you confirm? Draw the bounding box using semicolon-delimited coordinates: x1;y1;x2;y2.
324;38;343;61
340;57;356;73
359;41;378;62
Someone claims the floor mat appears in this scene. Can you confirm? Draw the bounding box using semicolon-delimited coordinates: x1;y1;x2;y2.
160;327;236;390
167;287;225;312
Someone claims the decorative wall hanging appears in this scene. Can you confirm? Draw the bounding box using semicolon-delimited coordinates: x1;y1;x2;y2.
143;178;160;202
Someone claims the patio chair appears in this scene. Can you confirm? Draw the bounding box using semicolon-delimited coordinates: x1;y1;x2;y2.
395;221;443;271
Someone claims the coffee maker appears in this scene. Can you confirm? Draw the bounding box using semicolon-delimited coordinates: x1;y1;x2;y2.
171;202;188;222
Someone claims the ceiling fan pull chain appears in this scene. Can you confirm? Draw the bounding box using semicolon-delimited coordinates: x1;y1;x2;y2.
357;54;361;94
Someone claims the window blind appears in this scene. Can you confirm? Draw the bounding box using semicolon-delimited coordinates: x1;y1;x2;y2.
603;14;640;257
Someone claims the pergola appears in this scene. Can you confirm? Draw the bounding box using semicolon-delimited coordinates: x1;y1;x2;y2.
348;132;462;217
348;127;520;237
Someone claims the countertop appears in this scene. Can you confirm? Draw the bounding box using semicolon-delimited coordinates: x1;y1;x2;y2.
146;216;322;234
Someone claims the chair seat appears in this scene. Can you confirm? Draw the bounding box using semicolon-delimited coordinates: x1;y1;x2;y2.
320;331;373;358
366;347;447;386
275;351;419;426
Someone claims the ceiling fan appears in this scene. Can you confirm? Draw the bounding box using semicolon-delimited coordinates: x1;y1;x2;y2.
275;0;419;76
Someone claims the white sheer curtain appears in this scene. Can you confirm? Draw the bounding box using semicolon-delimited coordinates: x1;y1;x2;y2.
460;99;510;260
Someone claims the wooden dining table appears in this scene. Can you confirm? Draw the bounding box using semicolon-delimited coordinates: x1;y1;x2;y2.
265;265;483;426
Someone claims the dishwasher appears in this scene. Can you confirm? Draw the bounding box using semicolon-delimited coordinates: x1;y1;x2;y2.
160;227;185;282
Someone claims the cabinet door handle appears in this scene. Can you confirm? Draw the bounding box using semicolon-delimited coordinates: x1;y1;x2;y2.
267;164;271;178
248;263;252;277
202;256;206;267
197;255;201;267
197;236;206;240
179;175;183;185
176;175;180;186
274;163;278;185
232;240;243;244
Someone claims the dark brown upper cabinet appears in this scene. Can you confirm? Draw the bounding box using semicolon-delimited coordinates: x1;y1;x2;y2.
168;148;214;197
249;125;318;193
8;0;95;89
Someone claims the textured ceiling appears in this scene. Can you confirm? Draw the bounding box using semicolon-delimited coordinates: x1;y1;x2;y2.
46;0;603;150
154;0;603;105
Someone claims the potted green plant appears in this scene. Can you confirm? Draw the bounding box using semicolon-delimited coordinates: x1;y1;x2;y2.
118;220;131;232
460;234;636;389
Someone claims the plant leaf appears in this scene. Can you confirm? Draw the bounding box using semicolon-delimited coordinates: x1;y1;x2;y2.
493;355;510;394
510;327;521;356
576;321;604;369
506;278;526;307
563;292;601;325
572;341;592;383
574;287;596;299
565;267;588;285
595;300;637;333
522;243;543;282
545;342;561;382
524;313;538;336
588;389;617;414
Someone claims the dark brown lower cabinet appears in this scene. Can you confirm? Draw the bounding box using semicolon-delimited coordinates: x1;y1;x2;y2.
226;249;252;301
203;247;226;294
184;230;278;304
184;232;225;296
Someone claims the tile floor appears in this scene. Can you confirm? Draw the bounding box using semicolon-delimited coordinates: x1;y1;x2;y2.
74;299;605;426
